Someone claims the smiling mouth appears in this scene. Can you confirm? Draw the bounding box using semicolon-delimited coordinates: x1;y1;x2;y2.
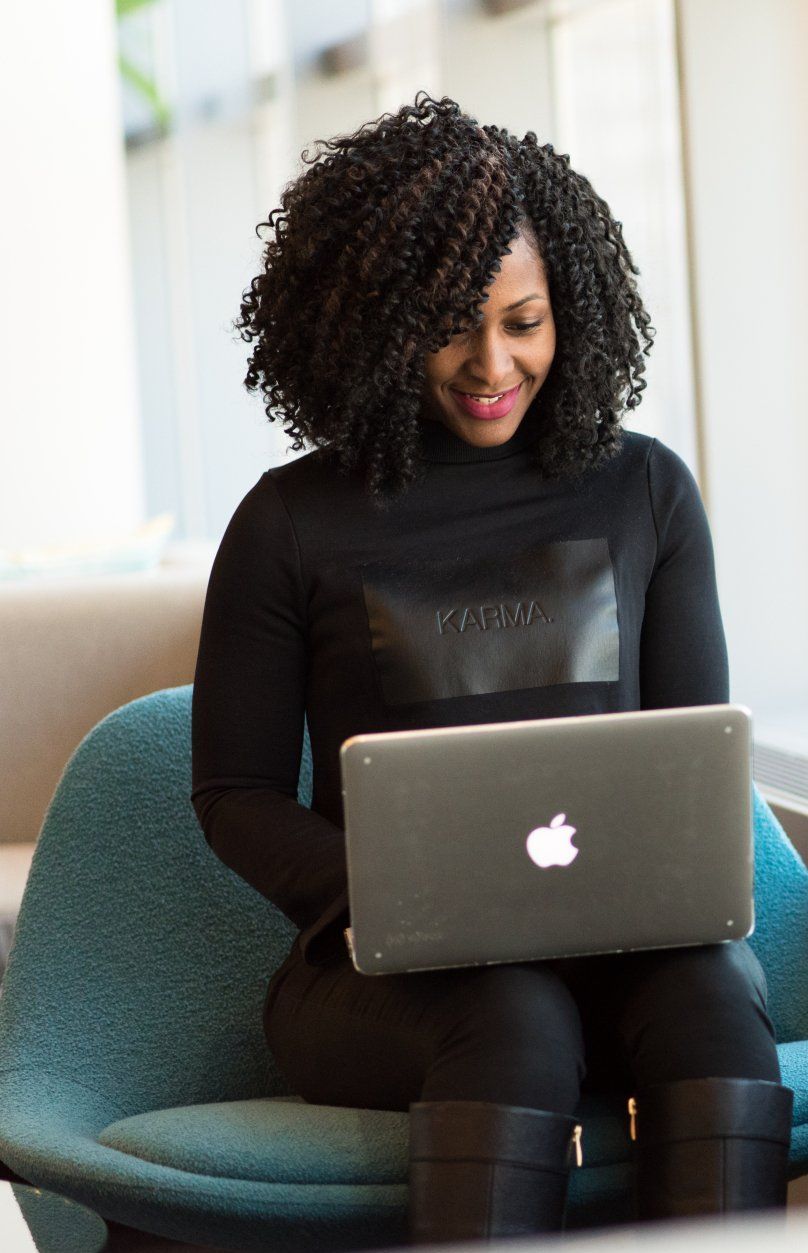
452;384;522;404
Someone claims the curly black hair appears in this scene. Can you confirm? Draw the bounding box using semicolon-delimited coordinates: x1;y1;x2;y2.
235;91;655;509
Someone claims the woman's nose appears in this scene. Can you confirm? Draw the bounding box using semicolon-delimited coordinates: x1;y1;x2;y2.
464;333;515;387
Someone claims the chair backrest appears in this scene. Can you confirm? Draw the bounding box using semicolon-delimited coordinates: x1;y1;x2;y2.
746;781;808;1043
2;685;806;1123
0;686;298;1119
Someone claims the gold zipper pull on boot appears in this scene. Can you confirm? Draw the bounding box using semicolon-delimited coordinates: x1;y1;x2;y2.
571;1123;583;1166
628;1096;637;1141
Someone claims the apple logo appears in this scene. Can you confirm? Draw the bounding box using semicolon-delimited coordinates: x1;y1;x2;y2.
526;813;579;868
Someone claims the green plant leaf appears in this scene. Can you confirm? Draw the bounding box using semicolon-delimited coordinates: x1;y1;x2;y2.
116;0;162;17
118;52;171;129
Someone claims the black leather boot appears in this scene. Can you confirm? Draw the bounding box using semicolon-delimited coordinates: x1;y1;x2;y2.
407;1099;582;1245
629;1077;793;1219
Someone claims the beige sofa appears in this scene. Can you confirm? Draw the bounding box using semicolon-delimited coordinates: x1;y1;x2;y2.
0;542;215;968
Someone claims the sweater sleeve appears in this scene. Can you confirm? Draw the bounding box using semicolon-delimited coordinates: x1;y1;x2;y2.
190;472;348;950
639;438;730;709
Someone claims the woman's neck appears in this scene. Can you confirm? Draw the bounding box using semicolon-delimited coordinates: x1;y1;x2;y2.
416;404;542;464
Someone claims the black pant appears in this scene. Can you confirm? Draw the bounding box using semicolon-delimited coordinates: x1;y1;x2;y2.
263;938;780;1114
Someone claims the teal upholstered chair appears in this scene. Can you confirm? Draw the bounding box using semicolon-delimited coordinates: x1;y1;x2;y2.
1;686;807;1251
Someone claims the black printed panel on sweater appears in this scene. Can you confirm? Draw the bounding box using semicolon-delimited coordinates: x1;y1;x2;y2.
360;537;620;706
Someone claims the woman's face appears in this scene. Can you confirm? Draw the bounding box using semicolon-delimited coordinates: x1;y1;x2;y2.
420;229;556;447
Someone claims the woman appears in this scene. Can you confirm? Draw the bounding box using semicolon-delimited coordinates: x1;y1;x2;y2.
190;93;792;1244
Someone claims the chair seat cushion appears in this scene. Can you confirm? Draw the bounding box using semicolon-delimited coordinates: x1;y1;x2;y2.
780;1040;808;1126
99;1095;411;1184
98;1090;634;1186
99;1048;808;1192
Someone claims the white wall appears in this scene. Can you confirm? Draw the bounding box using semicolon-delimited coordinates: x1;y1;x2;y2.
0;0;144;550
676;0;808;731
548;0;696;462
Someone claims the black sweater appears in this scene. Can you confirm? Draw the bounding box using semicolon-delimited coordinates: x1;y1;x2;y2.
190;410;729;966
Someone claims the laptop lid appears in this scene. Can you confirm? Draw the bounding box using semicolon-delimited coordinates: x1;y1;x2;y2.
339;704;754;975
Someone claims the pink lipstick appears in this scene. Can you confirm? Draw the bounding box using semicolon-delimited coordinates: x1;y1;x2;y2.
449;382;522;420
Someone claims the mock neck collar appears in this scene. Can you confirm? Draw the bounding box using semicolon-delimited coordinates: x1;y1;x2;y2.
417;405;542;464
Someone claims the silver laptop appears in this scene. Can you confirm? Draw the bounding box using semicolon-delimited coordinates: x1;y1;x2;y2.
338;704;754;975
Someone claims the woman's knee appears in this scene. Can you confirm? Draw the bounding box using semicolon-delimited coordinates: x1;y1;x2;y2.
439;962;585;1056
617;941;779;1084
627;941;768;1015
422;962;586;1110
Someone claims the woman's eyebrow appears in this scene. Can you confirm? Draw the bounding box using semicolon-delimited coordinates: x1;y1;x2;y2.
502;293;549;311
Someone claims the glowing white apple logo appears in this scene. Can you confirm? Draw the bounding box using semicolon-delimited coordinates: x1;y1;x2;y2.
526;813;579;868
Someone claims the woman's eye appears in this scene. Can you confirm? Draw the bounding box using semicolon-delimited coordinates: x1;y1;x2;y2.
450;318;545;343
